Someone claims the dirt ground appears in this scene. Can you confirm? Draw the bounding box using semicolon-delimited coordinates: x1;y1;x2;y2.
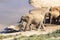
1;24;60;36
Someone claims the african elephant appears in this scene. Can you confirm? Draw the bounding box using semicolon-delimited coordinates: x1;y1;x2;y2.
20;14;44;31
49;6;60;24
19;7;50;31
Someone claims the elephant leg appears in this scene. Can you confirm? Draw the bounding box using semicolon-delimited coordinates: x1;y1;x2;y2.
50;16;52;24
32;24;37;30
25;19;32;31
23;22;27;31
19;21;24;31
29;24;34;30
38;23;41;30
38;22;45;31
20;21;27;31
56;17;59;24
44;15;46;24
41;23;45;31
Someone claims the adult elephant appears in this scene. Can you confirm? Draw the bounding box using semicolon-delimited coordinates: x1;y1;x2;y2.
19;7;50;31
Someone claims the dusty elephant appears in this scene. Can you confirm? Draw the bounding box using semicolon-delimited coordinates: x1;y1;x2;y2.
19;7;50;31
18;15;29;31
30;18;45;31
49;6;60;24
19;14;34;31
20;14;44;31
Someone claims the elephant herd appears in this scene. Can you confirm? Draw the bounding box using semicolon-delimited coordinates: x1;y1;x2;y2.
19;7;60;31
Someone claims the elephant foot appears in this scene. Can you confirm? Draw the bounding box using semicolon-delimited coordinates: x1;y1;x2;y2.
35;29;38;31
20;29;25;32
41;29;45;31
25;28;31;31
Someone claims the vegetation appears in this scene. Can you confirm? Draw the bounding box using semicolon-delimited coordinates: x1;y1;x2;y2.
0;29;60;40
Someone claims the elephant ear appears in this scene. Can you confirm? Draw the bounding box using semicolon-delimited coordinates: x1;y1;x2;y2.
29;0;60;8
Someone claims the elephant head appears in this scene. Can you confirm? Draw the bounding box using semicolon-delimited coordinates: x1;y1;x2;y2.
19;14;30;31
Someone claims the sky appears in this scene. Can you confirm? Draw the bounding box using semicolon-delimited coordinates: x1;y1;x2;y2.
0;0;33;25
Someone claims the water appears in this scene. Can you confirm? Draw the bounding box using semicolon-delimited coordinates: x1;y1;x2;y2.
0;0;33;25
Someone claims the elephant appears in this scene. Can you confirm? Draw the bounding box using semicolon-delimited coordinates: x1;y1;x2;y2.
29;7;50;24
19;7;50;31
49;6;60;24
56;15;60;24
19;14;30;31
30;18;45;31
20;14;44;31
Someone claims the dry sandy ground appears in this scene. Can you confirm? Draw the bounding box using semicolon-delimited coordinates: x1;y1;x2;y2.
1;24;60;36
1;24;60;40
